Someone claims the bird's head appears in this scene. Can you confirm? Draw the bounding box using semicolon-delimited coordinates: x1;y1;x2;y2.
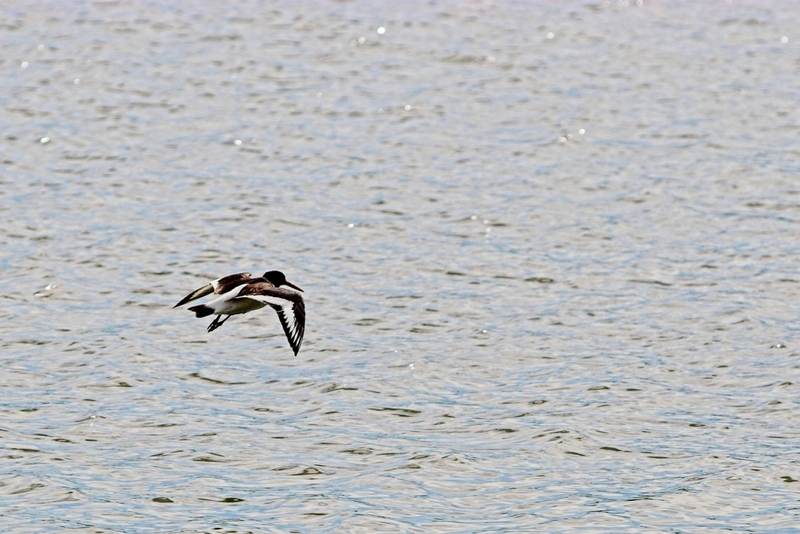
263;270;304;292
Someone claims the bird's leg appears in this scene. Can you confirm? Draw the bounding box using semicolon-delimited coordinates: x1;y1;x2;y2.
207;316;221;332
207;315;232;333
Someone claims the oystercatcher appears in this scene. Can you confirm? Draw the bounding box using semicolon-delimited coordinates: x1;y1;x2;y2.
175;271;305;356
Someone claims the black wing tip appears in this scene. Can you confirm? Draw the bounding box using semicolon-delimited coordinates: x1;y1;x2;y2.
284;329;301;356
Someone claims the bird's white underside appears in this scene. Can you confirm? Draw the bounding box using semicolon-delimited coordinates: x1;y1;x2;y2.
203;288;301;340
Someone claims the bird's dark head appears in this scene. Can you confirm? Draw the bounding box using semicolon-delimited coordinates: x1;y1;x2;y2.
263;270;304;292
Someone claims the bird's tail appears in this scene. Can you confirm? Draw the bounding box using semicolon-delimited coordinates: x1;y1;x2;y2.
188;304;214;318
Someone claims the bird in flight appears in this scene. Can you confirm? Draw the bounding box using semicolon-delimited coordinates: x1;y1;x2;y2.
174;270;305;356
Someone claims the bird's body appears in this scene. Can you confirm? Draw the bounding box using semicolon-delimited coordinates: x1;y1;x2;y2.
196;283;268;316
175;270;305;356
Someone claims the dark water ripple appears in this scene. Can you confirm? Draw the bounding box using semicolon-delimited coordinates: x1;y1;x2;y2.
2;1;800;532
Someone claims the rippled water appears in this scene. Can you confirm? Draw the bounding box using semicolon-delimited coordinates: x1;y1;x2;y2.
2;1;799;532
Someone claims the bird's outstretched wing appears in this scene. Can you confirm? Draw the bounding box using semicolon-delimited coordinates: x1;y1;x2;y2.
267;299;305;356
173;272;252;308
234;283;305;356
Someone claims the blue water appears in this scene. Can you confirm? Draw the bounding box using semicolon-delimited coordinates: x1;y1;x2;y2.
1;1;799;532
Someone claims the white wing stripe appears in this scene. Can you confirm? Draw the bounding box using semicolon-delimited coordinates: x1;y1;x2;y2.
240;295;304;355
242;294;291;307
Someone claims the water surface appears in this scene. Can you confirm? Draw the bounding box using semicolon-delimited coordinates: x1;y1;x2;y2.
1;1;799;532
